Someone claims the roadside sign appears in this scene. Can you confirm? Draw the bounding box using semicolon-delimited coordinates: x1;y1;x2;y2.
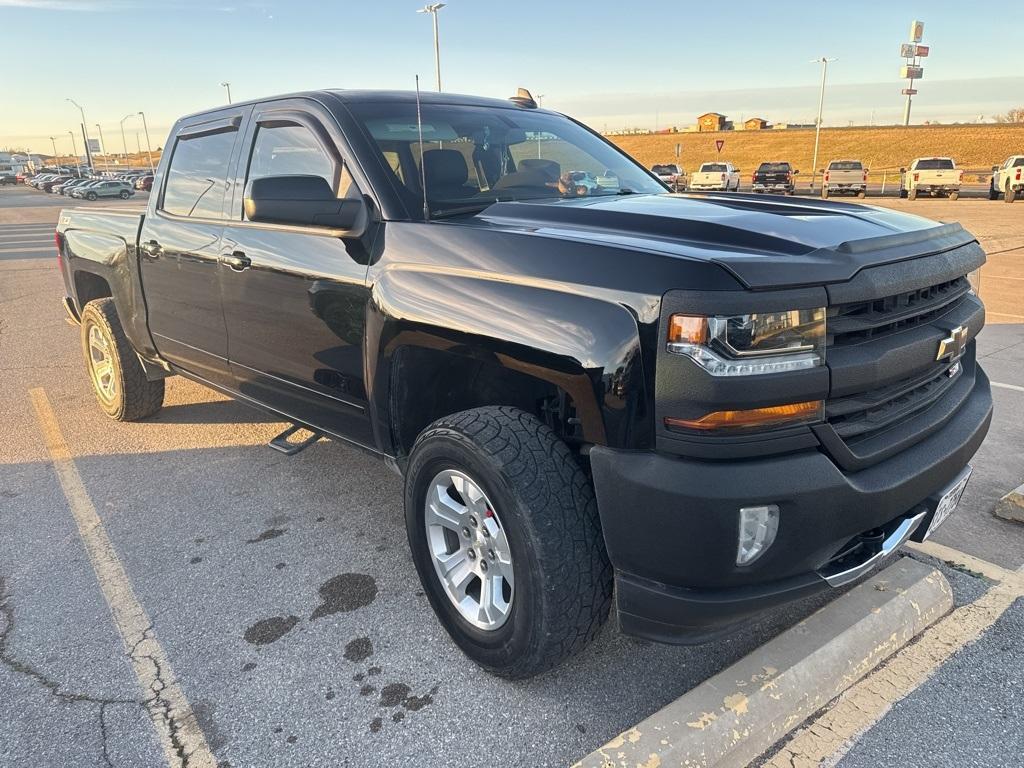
915;44;929;57
901;88;918;95
715;139;725;154
910;20;924;42
900;43;916;58
675;142;681;158
901;64;924;80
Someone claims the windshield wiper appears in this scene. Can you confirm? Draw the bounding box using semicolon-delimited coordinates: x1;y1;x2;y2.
428;202;498;220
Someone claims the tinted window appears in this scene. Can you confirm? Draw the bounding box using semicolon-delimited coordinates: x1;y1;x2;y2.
915;158;954;170
828;161;862;170
758;162;791;172
162;128;237;218
1013;158;1024;168
247;123;336;188
700;163;727;172
651;165;678;174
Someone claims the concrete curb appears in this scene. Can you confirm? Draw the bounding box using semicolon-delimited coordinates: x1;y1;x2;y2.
573;558;952;768
994;483;1024;523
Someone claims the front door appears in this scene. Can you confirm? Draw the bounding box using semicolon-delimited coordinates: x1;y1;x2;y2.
219;103;374;446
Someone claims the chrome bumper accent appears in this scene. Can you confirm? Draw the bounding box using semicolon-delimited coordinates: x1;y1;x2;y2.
817;509;927;588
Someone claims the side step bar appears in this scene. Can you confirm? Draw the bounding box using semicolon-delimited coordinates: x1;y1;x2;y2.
269;424;324;456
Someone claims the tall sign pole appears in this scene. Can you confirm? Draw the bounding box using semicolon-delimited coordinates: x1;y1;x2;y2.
901;21;928;126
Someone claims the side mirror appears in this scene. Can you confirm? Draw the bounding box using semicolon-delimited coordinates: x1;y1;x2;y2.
899;167;906;173
992;165;999;172
793;170;800;175
244;175;365;232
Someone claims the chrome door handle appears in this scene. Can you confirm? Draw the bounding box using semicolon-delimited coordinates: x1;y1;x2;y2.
221;250;251;272
140;239;162;258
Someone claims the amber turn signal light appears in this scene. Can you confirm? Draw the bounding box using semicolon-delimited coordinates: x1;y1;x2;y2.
667;314;707;345
665;400;824;432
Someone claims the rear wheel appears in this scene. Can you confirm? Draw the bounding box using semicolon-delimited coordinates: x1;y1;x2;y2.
80;298;164;421
857;189;867;199
949;190;959;201
990;182;1000;201
908;187;918;200
821;187;830;199
405;406;612;678
1006;182;1016;203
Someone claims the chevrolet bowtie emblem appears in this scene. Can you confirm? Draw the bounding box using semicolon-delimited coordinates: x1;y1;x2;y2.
936;325;969;362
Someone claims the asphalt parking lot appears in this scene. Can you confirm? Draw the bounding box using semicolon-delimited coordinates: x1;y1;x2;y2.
2;185;1023;767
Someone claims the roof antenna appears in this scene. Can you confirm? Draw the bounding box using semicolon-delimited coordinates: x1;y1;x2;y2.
415;75;430;221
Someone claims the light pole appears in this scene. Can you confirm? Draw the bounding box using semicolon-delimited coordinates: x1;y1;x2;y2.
416;3;446;92
119;114;135;168
67;131;81;177
536;94;545;108
94;123;110;173
66;98;93;173
49;136;59;170
138;111;156;174
809;57;836;191
221;81;232;104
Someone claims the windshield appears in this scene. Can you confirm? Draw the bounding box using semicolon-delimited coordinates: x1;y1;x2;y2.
651;165;677;174
348;101;665;216
828;161;862;170
700;163;727;172
915;159;954;170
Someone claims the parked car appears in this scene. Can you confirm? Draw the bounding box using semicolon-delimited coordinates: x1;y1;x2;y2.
68;181;105;199
752;161;798;194
989;156;1024;203
54;178;91;195
74;180;134;200
42;175;75;192
689;162;740;192
0;173;17;186
56;88;991;678
821;160;867;199
651;163;686;191
29;174;56;189
135;174;154;191
900;158;962;200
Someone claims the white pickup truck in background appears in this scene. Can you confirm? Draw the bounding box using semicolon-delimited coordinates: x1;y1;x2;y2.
989;155;1024;203
901;157;962;200
650;164;686;191
688;162;740;192
821;159;867;199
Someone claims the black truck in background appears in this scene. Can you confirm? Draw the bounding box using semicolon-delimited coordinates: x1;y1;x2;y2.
56;89;991;678
752;160;799;194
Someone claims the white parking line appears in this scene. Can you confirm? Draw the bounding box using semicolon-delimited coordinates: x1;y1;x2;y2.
29;388;217;768
992;381;1024;393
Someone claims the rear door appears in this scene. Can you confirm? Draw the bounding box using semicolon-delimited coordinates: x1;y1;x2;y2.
138;106;251;386
219;98;376;446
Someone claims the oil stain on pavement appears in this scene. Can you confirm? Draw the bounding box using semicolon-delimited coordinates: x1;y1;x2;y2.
245;528;287;544
243;615;300;645
311;573;377;619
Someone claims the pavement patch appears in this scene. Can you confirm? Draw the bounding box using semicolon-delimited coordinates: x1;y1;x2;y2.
575;558;952;768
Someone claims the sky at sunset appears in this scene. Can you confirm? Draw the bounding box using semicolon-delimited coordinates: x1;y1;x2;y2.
2;0;1022;154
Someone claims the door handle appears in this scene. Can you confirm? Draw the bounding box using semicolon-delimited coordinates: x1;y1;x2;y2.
140;239;162;258
221;250;251;272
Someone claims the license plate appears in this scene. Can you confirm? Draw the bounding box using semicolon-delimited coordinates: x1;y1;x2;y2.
925;466;972;539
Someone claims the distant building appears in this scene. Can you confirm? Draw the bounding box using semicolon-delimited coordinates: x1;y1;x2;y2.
771;123;815;130
742;117;770;130
696;112;731;132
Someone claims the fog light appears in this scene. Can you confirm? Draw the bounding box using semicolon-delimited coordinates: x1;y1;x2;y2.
737;505;779;566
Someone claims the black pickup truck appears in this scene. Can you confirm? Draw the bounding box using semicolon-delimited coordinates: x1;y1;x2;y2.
752;160;798;195
55;89;991;678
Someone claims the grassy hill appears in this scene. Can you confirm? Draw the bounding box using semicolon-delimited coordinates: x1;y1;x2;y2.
608;123;1024;182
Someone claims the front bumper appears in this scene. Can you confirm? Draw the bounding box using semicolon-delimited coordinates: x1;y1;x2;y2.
590;367;992;644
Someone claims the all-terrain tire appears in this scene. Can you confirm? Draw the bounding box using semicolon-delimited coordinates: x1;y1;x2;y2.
80;298;164;421
404;406;613;679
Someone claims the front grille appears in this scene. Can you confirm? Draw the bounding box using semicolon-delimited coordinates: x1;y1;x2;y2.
826;361;961;444
828;276;971;346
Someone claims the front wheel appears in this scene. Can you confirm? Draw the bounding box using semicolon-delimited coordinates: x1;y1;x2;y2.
86;191;97;201
80;298;164;421
119;190;130;199
821;187;830;199
404;406;612;679
857;189;867;199
990;182;1000;201
908;187;918;200
1006;183;1016;203
949;190;959;201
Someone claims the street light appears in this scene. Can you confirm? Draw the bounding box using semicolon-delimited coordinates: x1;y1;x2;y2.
536;94;545;108
67;130;81;177
416;3;446;92
94;123;110;173
809;57;837;192
221;81;232;104
49;136;59;169
66;98;93;173
138;111;156;174
119;114;135;168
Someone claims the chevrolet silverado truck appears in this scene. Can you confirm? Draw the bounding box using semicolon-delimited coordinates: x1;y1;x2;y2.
901;157;962;200
989;155;1024;203
689;162;740;192
651;163;686;192
752;161;798;194
821;159;867;199
55;89;992;678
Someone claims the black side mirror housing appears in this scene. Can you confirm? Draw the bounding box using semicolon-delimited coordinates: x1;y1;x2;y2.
244;175;365;232
992;165;999;172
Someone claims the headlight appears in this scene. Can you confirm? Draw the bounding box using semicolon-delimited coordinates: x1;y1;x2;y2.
966;268;981;296
667;308;826;376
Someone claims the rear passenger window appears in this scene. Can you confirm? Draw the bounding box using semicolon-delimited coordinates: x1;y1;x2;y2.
162;128;237;219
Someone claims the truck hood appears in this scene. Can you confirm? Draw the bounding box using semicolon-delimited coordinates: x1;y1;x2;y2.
473;193;977;289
